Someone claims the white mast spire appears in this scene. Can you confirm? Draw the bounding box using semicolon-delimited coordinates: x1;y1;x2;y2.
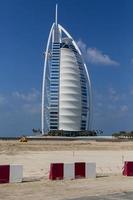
55;4;58;25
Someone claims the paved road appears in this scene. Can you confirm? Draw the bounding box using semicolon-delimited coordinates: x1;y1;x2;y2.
67;192;133;200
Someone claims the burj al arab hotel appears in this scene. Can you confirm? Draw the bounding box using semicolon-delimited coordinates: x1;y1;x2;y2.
41;5;92;135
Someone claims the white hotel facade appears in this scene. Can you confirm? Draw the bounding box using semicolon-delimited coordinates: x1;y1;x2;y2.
41;5;92;135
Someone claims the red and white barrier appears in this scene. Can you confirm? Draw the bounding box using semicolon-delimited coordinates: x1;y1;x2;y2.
123;161;133;176
0;165;23;183
49;162;96;180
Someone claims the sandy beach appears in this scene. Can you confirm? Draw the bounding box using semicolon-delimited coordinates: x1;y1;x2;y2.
0;139;133;199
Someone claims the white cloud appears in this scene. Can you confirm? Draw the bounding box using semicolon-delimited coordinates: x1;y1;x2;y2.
97;102;103;107
12;88;40;102
108;87;120;102
77;40;119;66
109;87;116;95
130;89;133;95
11;89;41;115
0;95;6;105
131;58;133;65
22;103;41;114
108;104;116;110
120;105;128;112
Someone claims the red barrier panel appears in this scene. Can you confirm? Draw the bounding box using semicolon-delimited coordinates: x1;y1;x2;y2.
123;161;133;176
75;162;85;179
49;163;64;180
0;165;10;183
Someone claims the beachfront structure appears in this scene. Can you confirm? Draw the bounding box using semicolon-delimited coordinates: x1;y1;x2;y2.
41;5;92;135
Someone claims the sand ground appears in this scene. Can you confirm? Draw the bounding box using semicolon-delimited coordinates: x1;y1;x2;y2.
0;140;133;200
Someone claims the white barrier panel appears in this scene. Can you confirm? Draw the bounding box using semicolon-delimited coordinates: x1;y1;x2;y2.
9;165;23;183
64;163;74;179
86;163;96;178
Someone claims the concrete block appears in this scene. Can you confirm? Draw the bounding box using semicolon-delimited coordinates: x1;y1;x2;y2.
86;163;96;178
9;165;23;183
75;162;85;179
64;163;74;179
49;163;64;180
0;165;10;183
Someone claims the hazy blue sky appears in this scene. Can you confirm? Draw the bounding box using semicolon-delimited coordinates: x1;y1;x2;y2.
0;0;133;136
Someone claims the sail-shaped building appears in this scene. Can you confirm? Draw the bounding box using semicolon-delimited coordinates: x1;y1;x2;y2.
41;5;92;135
